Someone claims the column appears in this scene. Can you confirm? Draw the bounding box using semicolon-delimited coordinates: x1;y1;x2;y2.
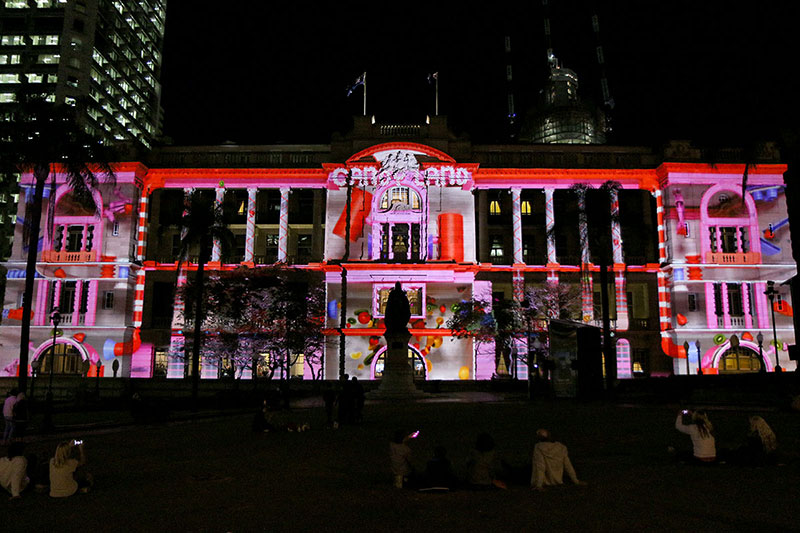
312;189;324;261
705;282;717;329
85;280;98;326
278;187;290;263
72;280;82;326
132;273;145;328
544;188;558;284
477;190;488;263
244;187;256;263
511;188;522;264
577;187;593;322
34;279;49;325
211;184;225;262
742;283;753;329
135;188;150;262
610;188;628;330
754;281;770;329
721;282;731;328
53;280;62;312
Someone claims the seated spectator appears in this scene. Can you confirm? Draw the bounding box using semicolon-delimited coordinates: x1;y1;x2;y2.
467;432;505;489
531;428;585;490
420;446;456;491
732;416;777;466
674;409;716;463
0;442;29;499
50;440;93;497
389;430;415;488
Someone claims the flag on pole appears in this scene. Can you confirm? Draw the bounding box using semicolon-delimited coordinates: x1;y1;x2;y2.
346;72;366;97
427;72;439;84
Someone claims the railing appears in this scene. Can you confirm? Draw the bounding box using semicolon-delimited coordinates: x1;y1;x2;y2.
41;250;94;262
705;252;761;265
379;124;421;137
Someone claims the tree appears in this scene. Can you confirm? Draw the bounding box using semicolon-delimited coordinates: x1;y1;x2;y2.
181;266;326;382
175;190;233;409
0;97;115;392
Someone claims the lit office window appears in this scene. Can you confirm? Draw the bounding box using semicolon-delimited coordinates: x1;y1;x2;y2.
0;73;20;84
37;54;60;64
26;73;44;83
1;35;24;46
4;1;28;9
489;200;502;215
0;93;16;103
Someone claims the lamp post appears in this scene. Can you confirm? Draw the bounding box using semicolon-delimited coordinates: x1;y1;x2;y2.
765;281;781;372
757;331;766;373
42;308;61;433
695;340;702;375
30;357;41;402
683;341;690;375
95;359;102;398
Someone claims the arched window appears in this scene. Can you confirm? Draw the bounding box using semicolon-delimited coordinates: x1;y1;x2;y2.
521;200;532;216
37;343;86;375
489;200;502;215
379;186;420;212
374;346;426;379
719;346;762;373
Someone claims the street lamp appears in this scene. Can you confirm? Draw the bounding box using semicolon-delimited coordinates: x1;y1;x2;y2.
765;281;781;372
757;331;766;373
683;341;690;375
42;308;62;433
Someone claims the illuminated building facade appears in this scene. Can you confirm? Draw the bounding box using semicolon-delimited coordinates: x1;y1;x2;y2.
0;119;795;379
0;0;166;148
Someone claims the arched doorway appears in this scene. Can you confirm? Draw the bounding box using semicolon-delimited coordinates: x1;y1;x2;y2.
372;345;426;380
718;346;762;373
35;342;87;375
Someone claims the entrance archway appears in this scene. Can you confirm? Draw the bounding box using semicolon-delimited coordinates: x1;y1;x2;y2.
718;346;762;373
32;338;90;375
372;345;426;380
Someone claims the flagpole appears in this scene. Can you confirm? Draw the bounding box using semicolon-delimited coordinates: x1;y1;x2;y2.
435;76;439;116
363;72;367;116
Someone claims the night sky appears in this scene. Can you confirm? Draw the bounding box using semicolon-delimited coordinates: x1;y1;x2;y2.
158;1;799;150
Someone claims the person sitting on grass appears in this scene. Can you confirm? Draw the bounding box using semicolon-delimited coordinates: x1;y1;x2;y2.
0;442;29;499
674;409;716;463
530;428;586;490
467;432;506;489
731;416;777;466
50;440;93;497
420;445;457;492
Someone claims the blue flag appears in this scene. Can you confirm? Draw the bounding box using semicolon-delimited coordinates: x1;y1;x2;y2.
346;72;366;96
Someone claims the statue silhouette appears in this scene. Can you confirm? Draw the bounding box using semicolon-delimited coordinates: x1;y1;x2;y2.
384;281;410;336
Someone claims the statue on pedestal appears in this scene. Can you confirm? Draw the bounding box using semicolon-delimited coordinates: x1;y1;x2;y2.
373;281;421;398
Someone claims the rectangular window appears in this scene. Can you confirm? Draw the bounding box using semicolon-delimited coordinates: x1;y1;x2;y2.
688;292;698;312
103;291;114;309
112;221;120;236
713;283;723;316
720;227;737;253
376;285;423;318
727;283;743;316
66;225;84;252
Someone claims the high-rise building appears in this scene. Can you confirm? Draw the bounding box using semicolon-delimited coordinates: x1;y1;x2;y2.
0;0;166;149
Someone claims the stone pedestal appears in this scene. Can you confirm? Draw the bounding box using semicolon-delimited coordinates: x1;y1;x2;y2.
371;330;422;398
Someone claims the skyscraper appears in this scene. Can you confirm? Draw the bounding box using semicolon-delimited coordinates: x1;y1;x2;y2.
0;0;166;149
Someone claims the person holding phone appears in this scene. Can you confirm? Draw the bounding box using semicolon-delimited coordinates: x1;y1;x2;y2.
675;409;716;463
49;440;93;497
389;429;417;488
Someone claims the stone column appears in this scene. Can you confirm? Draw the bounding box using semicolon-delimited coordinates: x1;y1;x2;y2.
511;188;522;264
212;184;225;262
278;187;289;263
545;188;558;284
577;188;593;322
610;188;628;330
244;187;256;263
135;188;150;262
72;280;82;326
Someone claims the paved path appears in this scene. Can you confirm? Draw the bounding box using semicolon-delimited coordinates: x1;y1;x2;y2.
4;398;799;532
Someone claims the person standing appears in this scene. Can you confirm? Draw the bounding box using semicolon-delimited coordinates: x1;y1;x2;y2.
2;388;18;444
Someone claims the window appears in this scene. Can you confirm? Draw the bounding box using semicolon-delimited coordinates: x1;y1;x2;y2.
0;93;16;103
103;291;114;309
296;234;312;263
37;54;60;64
632;349;648;374
720;347;761;373
489;200;502;215
713;283;723;316
112;221;120;236
490;235;505;263
727;283;743;316
688;292;698;312
68;57;81;69
153;350;167;377
616;339;632;379
264;233;278;262
374;348;426;379
521;200;532;216
65;225;84;252
0;73;20;84
0;54;21;64
376;285;423;317
1;35;24;46
37;343;85;375
25;73;44;83
379;186;420;212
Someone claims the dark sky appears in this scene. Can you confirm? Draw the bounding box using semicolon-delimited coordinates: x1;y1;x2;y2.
158;1;799;150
